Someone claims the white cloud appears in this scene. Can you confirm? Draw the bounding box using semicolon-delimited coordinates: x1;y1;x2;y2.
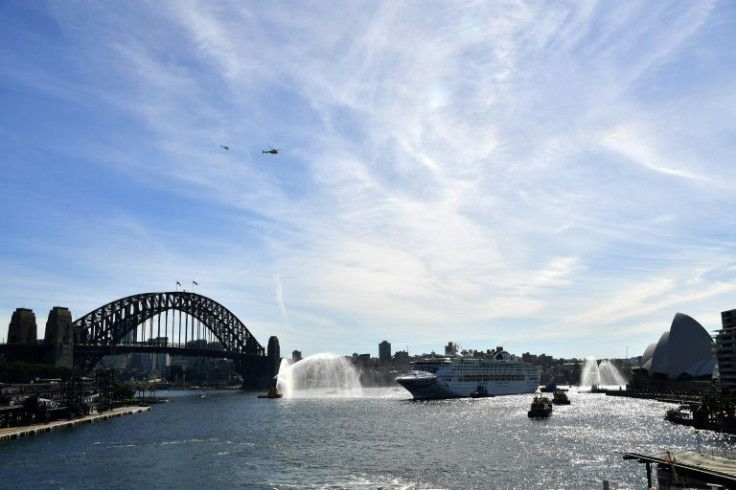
598;122;714;184
2;1;734;359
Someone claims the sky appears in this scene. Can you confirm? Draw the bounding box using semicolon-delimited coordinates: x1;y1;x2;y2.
1;1;736;360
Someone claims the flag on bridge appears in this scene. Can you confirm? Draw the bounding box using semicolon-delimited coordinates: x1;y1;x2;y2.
176;281;181;286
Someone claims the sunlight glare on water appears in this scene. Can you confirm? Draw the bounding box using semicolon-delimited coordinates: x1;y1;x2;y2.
0;387;734;489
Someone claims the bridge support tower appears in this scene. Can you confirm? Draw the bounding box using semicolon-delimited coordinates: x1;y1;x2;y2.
236;336;281;389
44;306;74;368
5;308;47;363
8;308;37;344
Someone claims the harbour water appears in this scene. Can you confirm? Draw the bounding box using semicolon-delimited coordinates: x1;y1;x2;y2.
0;387;734;489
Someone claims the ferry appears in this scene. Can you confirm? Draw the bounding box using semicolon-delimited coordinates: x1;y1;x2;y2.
395;350;540;400
528;396;553;418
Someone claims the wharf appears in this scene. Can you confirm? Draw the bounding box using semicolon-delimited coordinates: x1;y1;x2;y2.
0;406;150;442
624;450;736;488
605;390;702;404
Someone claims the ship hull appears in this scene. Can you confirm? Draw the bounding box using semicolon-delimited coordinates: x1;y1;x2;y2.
396;375;539;400
395;375;458;399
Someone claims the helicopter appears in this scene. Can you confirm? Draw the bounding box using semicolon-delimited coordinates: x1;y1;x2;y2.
262;146;280;154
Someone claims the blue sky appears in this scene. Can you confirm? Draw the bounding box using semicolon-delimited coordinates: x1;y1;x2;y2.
2;1;735;360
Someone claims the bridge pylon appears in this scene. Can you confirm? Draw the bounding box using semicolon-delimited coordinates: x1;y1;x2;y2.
236;336;281;389
45;307;74;368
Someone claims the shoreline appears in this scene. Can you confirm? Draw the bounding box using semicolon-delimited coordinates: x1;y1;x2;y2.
0;405;151;442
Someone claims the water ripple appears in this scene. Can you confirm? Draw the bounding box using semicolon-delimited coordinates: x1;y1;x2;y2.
0;387;730;489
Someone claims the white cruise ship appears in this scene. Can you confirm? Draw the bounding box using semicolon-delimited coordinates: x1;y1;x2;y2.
395;350;540;400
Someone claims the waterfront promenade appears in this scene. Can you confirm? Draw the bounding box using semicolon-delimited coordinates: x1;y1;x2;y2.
0;405;150;442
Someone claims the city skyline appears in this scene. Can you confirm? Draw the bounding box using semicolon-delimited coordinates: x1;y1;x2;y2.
2;2;736;360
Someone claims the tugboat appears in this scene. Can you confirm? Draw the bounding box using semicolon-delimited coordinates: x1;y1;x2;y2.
469;385;493;398
257;387;282;399
528;396;553;418
540;381;557;393
552;390;570;405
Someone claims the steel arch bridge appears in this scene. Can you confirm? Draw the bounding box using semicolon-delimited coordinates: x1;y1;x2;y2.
71;291;277;388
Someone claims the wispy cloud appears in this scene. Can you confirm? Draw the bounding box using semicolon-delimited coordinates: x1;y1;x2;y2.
274;273;293;332
1;1;734;358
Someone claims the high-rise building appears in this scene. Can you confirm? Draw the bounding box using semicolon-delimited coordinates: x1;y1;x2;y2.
146;337;170;375
379;340;391;365
393;350;410;372
717;309;736;390
445;342;459;356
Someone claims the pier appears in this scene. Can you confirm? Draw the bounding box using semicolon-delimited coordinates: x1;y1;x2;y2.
0;406;150;442
624;450;736;489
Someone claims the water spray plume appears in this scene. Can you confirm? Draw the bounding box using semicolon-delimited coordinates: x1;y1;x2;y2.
276;353;363;398
581;356;627;387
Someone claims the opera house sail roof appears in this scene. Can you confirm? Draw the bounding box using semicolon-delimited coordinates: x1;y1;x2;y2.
640;313;714;381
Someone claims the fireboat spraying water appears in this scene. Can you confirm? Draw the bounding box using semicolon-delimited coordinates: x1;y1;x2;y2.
276;353;363;398
580;356;627;390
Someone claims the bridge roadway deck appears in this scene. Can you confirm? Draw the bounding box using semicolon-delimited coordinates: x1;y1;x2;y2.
0;406;150;442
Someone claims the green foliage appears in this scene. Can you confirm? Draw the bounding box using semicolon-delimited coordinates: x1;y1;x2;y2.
701;390;736;419
111;382;135;400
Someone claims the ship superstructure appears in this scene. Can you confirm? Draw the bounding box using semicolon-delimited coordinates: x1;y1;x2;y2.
395;350;540;400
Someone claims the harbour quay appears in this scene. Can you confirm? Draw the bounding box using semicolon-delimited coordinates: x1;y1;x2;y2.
0;405;150;442
624;450;736;489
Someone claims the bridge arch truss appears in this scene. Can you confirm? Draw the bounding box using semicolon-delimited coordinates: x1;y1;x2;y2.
73;291;265;357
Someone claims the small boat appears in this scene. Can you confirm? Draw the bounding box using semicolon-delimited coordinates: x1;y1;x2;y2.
528;396;553;418
469;385;493;398
540;381;557;393
552;390;570;405
589;384;606;393
257;387;282;399
665;405;694;426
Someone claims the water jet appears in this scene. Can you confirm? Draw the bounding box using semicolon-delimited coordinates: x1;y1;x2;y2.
581;356;627;388
276;353;363;398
